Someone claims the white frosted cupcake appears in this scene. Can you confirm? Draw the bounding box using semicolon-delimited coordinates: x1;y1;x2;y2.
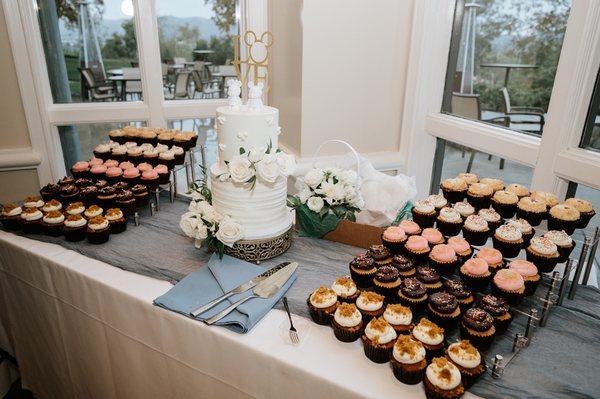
355;291;385;320
412;199;437;227
411;318;445;360
307;286;339;325
462;215;490;246
427;194;449;212
436;207;463;236
331;276;360;303
383;304;413;334
452;201;475;218
492;224;523;258
331;302;363;342
526;237;559;273
544;230;575;263
446;340;485;389
390;335;427;385
424;357;464;399
361;317;397;363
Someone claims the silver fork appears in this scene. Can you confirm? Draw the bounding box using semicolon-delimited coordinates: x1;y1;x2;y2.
283;297;299;344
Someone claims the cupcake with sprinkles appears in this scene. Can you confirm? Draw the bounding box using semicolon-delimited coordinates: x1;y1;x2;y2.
466;182;494;210
490;189;519;218
381;226;407;254
355;291;385;321
548;203;580;235
544;230;575;263
331;276;360;303
453;200;475;219
516;196;547;226
478;208;503;231
526;236;559;273
436;207;463;237
398;278;428;312
461;215;490;246
307;286;339;325
506;218;535;247
492;224;523;258
331;302;363;343
404;235;431;263
565;197;595;228
426;194;448;214
459;308;496;350
428;244;459;276
411;318;445;360
443;279;474;311
530;190;559;210
509;259;540;296
505;183;530;199
373;266;402;302
383;304;413;334
361;317;398;363
369;244;392;266
440;177;468;203
447;236;473;261
475;247;504;275
479;294;512;334
426;292;461;329
391;254;416;278
398;219;422;237
479;177;504;192
411;199;437;228
349;254;378;288
390;335;427;385
415;266;443;294
492;269;525;305
446;340;486;389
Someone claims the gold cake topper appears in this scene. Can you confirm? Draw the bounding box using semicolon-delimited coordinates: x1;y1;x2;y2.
233;31;274;94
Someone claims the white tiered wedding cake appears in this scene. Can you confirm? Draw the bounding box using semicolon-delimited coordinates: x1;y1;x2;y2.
209;81;296;241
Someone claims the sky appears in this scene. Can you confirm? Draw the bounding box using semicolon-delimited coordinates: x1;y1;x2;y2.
102;0;215;20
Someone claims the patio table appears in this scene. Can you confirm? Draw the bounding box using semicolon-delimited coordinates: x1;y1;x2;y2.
108;75;142;101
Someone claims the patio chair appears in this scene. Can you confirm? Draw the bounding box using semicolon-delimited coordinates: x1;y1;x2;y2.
165;70;191;100
191;62;220;99
500;87;545;134
79;67;117;102
122;68;142;100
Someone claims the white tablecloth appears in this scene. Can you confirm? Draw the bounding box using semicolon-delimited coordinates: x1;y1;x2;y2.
0;231;479;399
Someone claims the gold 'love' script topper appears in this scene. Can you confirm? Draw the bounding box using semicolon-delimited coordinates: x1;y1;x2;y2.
233;31;274;94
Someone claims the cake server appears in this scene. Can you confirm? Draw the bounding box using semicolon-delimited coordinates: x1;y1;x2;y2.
205;262;298;325
190;261;292;317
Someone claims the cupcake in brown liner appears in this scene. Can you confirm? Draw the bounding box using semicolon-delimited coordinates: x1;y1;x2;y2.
446;236;473;262
391;254;416;278
59;184;80;205
411;318;445;361
446;340;486;389
398;219;422;237
143;149;160;166
506;218;535;248
492;224;524;258
479;177;504;192
398;278;428;313
381;226;407;255
548;203;580;235
331;276;360;303
459;308;496;350
115;190;136;216
42;199;62;214
65;201;85;217
436;207;463;237
172;146;185;165
491;269;525;306
110;145;128;163
459;258;491;292
361;317;398;363
475;247;505;276
508;259;540;296
126;147;144;164
478;208;503;231
41;210;65;236
440;177;468;204
422;227;445;246
106;208;127;234
330;303;363;343
530;190;559;210
373;266;402;302
427;292;461;329
526;236;560;273
58;176;75;186
62;214;87;242
84;204;103;220
355;291;385;321
443;279;474;312
70;161;90;179
544;230;576;263
461;215;490;247
307;286;339;325
86;215;110;244
479;294;512;334
505;183;530;199
40;183;61;202
453;201;475;221
491;189;519;218
411;199;437;228
1;204;22;231
416;266;443;294
108;129;126;144
390;335;427;385
565;197;596;228
97;186;117;210
404;236;431;263
423;357;465;399
131;184;150;207
93;143;111;160
457;172;478;185
20;208;43;234
426;194;448;214
383;304;413;334
80;186;98;206
368;244;392;266
516;196;547;227
349;254;377;288
155;164;171;185
466;182;494;210
428;244;459;276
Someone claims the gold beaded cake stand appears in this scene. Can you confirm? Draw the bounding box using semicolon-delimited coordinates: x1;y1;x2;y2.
224;227;293;264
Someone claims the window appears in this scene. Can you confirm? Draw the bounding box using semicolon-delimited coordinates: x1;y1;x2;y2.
580;68;600;152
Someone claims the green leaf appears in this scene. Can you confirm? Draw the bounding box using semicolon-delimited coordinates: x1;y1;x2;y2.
239;147;246;155
296;203;342;238
286;195;301;208
224;160;229;165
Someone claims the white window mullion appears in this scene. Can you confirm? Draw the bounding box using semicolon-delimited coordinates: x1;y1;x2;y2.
47;103;150;125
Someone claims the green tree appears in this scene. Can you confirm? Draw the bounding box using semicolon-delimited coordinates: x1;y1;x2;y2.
101;19;138;60
204;0;236;35
55;0;104;26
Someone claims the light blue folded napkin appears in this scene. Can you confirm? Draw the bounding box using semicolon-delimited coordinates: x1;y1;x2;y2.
153;253;296;333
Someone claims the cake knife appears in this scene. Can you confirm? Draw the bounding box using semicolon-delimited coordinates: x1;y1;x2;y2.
190;261;292;317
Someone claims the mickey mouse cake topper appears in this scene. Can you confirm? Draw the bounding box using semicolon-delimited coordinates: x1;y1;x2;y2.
232;31;274;95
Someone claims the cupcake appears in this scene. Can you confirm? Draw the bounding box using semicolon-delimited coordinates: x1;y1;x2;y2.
548;203;580;235
131;184;150;207
466;182;493;210
87;216;110;244
505;183;530;199
422;228;445;246
90;164;108;181
88;157;104;167
105;166;123;184
349;254;377;288
457;173;478;185
373;266;402;302
506;218;535;248
404;236;431;263
564;197;595;228
479;178;504;192
361;317;397;363
40;183;61;201
106;208;127;234
492;224;523;258
158;150;176;169
526;237;559;273
423;358;464;399
383;304;413;334
391;254;416;278
157;131;174;146
368;244;392;266
440;178;468;203
1;204;22;230
544;230;575;263
108;128;126;144
427;292;461;329
516;197;547;226
426;194;448;214
509;259;540;296
479;294;512;334
331;276;360;303
398;278;428;312
461;215;490;246
331;303;363;343
459;308;496;350
65;202;85;216
123;167;141;187
390;335;427;385
119;161;135;171
63;214;88;241
428;244;459;276
436;207;463;237
381;226;407;254
95;179;109;190
173;132;194;151
97;186;117;209
80;186;98;206
355;291;385;321
446;236;473;261
452;201;475;219
142;170;160;190
115;190;136;216
307;286;339;325
20;207;43;233
398;219;422;236
478;208;502;231
415;266;442;294
71;161;90;179
411;318;445;360
155;164;170;185
41;210;65;236
411;200;437;228
490;190;519;218
113;181;130;191
491;269;525;305
172;145;185;165
127;146;144;164
42;200;62;214
58;176;75;186
143;149;160;166
139;129;157;146
530;191;559;210
84;205;103;219
74;178;94;188
93;143;111;160
59;184;80;204
137;162;153;174
111;145;128;162
446;340;486;389
459;258;491;292
475;247;504;275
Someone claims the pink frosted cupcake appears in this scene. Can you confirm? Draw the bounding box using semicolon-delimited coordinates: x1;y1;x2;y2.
447;236;473;260
508;260;540;296
422;228;445;246
71;161;90;179
475;248;504;276
155;164;170;185
88;157;104;167
459;258;491;292
381;226;407;254
399;220;422;236
119;161;135;170
404;235;430;263
90;164;107;180
491;269;525;305
428;244;459;276
137;162;153;174
103;159;119;169
141;170;160;190
123;167;140;186
105;166;123;184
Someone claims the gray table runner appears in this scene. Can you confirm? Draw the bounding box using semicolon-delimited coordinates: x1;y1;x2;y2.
5;197;600;398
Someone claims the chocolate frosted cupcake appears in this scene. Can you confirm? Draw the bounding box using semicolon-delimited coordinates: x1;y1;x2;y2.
411;200;436;228
411;318;445;360
42;199;62;213
1;204;22;231
459;258;491;292
446;236;473;261
526;237;559;273
398;278;428;312
509;259;540;296
41;210;65;236
307;286;339;325
544;230;575;263
368;244;392;266
462;215;490;246
459;308;496;350
457;172;478;185
491;190;519;218
443;279;474;311
548;203;580;235
506;218;535;248
516;196;547;226
373;266;402;302
416;266;442;294
112;181;130;191
475;247;504;275
331;303;363;342
79;186;98;206
466;182;493;210
423;357;464;399
74;178;94;188
479;294;512;334
391;254;416;278
492;224;523;258
40;183;61;201
398;219;422;237
131;184;150;207
383;304;413;334
428;244;459;276
349;254;377;288
63;214;87;241
361;317;397;363
84;204;103;220
491;269;525;305
505;183;530;199
427;292;461;329
530;191;559;210
390;335;427;385
478;208;502;231
355;291;385;321
446;340;486;389
422;228;445;246
426;194;448;214
60;184;80;204
404;236;431;263
95;179;109;190
58;176;75;186
565;197;595;228
20;208;43;233
381;226;407;254
331;276;360;303
106;208;127;234
97;186;117;209
440;177;468;203
436;207;463;237
115;190;136;216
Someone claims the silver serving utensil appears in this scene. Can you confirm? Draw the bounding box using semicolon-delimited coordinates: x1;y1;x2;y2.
190;261;290;317
205;262;297;325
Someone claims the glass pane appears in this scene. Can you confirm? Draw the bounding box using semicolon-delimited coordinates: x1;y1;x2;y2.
442;0;571;136
36;0;141;103
570;184;600;285
156;0;239;100
580;69;600;152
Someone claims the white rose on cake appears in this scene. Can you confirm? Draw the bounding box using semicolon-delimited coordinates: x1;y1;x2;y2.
216;216;244;247
194;222;208;240
276;152;296;176
304;168;324;188
211;163;231;182
307;196;324;213
228;155;255;183
257;153;280;183
247;147;264;163
296;181;312;204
